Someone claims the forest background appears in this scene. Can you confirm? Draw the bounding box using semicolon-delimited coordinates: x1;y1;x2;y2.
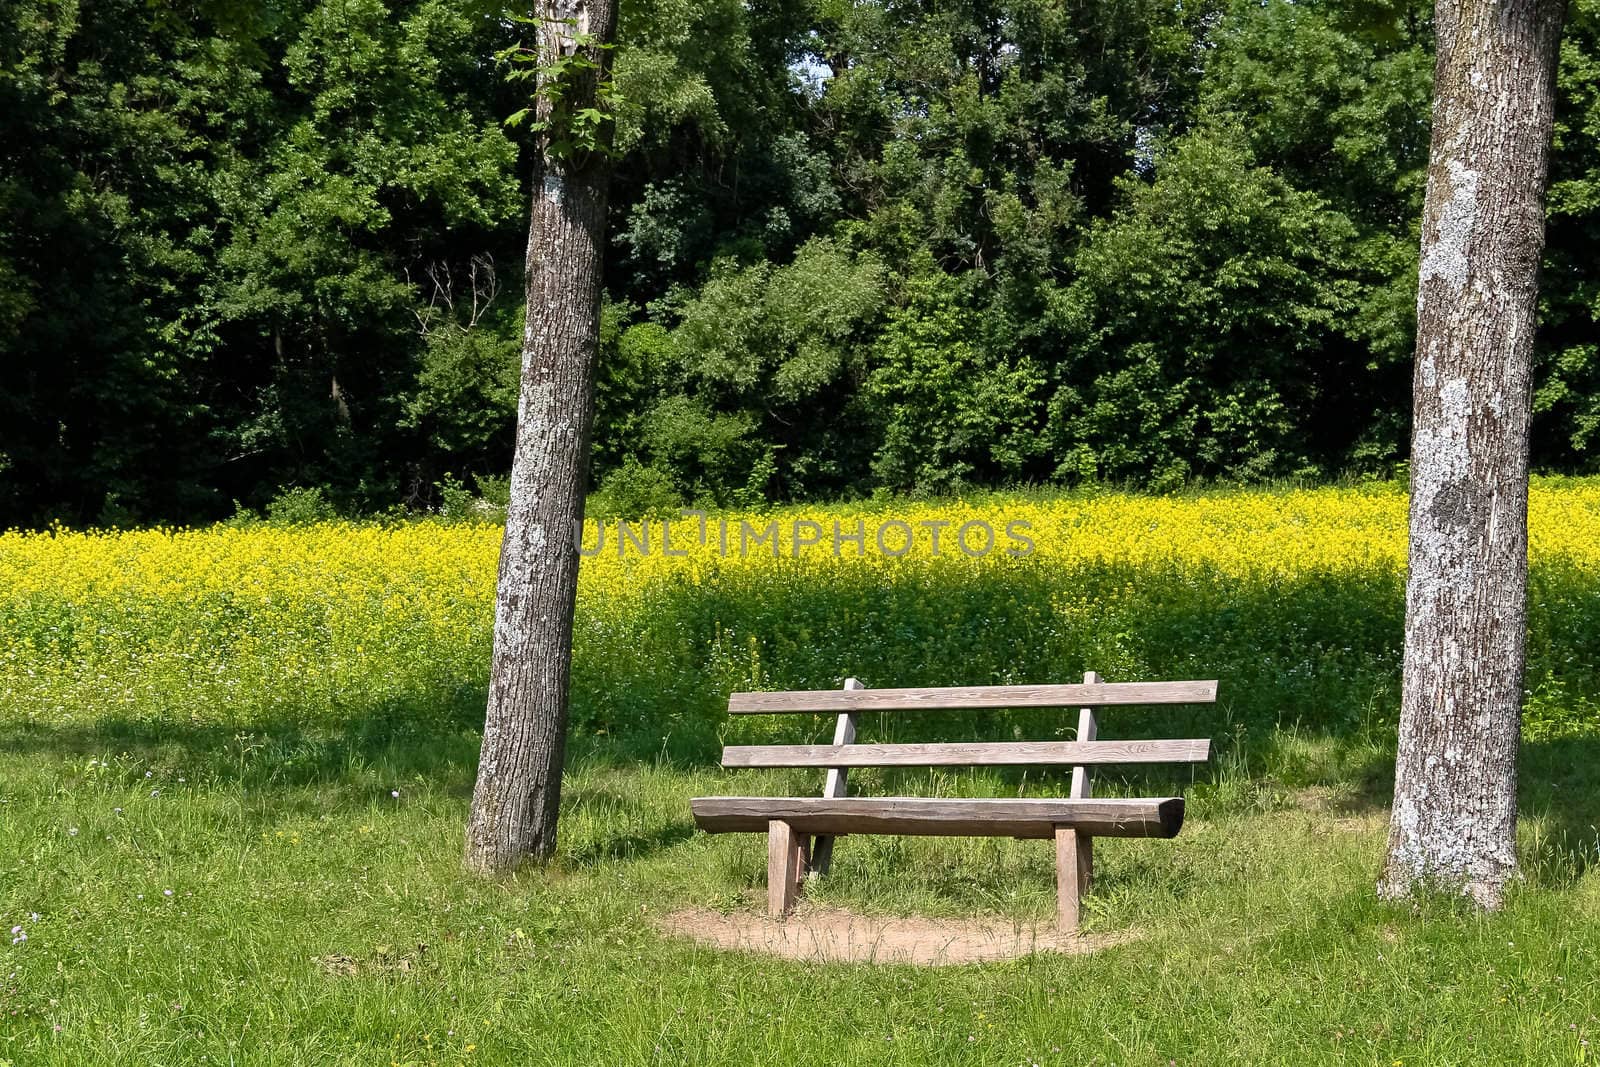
4;0;1599;527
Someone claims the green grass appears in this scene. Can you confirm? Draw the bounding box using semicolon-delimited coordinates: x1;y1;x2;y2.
3;711;1600;1066
5;493;1600;1063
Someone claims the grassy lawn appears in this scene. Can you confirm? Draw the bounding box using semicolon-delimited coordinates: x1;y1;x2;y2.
3;717;1599;1065
4;488;1600;1063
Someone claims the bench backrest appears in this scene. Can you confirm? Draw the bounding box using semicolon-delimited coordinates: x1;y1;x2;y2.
721;677;1217;772
728;679;1216;714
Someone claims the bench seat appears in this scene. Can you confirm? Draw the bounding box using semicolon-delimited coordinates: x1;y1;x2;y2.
691;795;1184;839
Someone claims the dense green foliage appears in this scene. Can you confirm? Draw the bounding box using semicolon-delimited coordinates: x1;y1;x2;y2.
3;0;1599;524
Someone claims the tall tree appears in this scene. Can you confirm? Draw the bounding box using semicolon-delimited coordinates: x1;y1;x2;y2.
465;0;619;874
1379;0;1567;907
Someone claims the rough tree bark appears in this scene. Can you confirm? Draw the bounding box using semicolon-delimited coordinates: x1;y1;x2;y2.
465;0;618;875
1379;0;1566;908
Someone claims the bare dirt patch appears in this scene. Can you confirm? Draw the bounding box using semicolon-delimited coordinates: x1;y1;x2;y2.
655;906;1137;965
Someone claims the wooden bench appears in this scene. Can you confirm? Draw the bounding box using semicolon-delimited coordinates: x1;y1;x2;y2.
690;673;1217;928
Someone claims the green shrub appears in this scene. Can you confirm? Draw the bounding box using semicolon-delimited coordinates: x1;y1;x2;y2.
264;486;339;525
587;458;683;520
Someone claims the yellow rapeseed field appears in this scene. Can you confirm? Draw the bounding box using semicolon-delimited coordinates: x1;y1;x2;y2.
3;482;1598;739
5;482;1600;603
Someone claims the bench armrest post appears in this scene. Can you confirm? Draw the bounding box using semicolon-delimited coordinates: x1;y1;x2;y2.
1060;670;1099;930
1071;670;1099;799
809;677;862;878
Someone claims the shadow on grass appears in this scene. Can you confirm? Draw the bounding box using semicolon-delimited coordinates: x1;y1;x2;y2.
3;649;1595;885
1520;735;1600;886
560;822;698;865
0;696;713;869
0;695;486;794
0;686;708;790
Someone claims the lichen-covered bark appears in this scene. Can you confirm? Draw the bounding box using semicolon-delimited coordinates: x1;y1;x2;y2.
464;0;618;874
1379;0;1565;908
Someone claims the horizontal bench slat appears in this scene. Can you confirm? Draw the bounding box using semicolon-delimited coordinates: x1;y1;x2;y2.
689;796;1185;839
721;738;1210;768
727;680;1217;714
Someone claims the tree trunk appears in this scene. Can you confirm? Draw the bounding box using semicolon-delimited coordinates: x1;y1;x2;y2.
464;0;618;875
1379;0;1565;908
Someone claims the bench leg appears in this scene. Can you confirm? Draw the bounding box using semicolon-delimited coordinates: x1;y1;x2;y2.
767;820;809;918
809;835;836;880
1055;827;1093;931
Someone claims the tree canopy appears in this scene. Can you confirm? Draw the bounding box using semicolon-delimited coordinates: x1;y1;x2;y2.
3;0;1598;525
